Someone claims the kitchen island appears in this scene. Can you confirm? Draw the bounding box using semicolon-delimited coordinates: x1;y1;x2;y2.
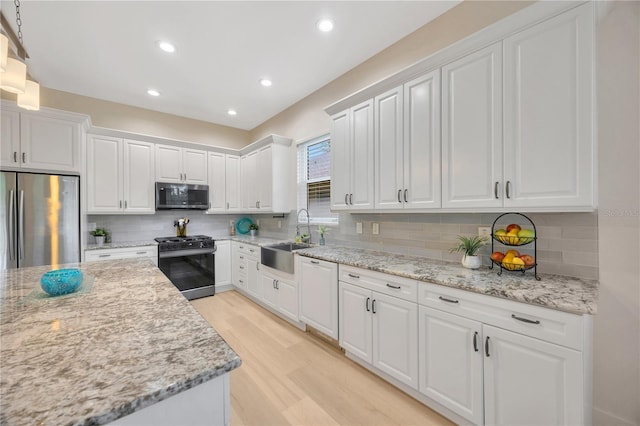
0;258;241;425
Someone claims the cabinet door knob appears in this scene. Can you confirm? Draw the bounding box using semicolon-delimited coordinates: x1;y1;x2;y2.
119;200;122;208
494;182;499;199
345;194;348;205
365;297;371;312
506;181;511;199
124;200;127;209
404;189;408;203
22;152;26;163
397;189;402;203
473;332;479;352
372;299;377;314
485;336;490;357
349;193;353;205
13;152;17;163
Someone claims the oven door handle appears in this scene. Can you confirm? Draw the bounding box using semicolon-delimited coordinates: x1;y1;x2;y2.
159;248;216;259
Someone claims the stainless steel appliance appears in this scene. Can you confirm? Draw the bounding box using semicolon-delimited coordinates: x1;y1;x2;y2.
155;182;209;210
155;235;216;300
1;172;80;270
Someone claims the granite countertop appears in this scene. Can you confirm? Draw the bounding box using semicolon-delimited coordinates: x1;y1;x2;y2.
85;240;158;250
0;258;241;425
295;246;598;315
226;235;312;247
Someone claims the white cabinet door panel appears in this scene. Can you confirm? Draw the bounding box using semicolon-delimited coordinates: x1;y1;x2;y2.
298;257;338;339
1;109;20;168
183;148;207;184
208;152;226;212
21;113;80;172
87;135;122;213
214;240;231;287
404;70;441;209
483;325;583;426
442;43;503;208
261;272;278;309
419;306;484;425
350;99;374;210
374;87;404;210
277;278;298;322
372;292;418;389
503;5;593;208
123;140;155;213
339;282;372;363
257;145;273;210
155;144;183;183
330;110;350;210
225;155;241;212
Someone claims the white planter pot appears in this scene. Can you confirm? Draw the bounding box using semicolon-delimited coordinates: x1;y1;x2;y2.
462;254;482;269
95;236;105;246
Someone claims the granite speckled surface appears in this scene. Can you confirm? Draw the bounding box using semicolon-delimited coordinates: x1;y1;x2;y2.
296;246;598;315
227;235;314;248
0;258;241;426
85;240;158;250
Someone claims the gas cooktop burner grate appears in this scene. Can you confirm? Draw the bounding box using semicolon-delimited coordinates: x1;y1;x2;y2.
154;235;215;251
154;235;212;244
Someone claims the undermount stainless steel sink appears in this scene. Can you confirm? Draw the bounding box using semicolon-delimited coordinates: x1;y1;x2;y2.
261;242;312;273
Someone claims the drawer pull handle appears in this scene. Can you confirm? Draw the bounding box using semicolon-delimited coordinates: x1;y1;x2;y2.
98;254;111;258
494;181;499;199
439;296;459;304
239;279;244;284
372;299;377;314
511;314;540;325
239;266;244;270
485;336;490;357
386;283;401;289
473;332;479;352
239;256;244;259
348;273;360;279
249;249;255;253
310;260;320;265
397;189;402;203
136;251;147;255
404;189;408;203
366;297;370;312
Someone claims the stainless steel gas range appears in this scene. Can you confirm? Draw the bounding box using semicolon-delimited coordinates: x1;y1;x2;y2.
154;235;216;300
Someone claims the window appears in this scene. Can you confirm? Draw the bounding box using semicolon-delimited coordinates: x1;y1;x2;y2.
297;135;338;224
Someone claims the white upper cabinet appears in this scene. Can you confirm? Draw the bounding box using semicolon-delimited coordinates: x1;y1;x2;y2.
1;104;84;173
239;138;291;213
225;154;241;212
207;151;226;213
331;100;374;211
87;135;155;214
442;42;504;209
155;144;207;185
375;70;441;210
503;4;594;208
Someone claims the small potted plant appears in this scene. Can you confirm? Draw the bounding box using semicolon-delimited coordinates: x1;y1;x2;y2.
318;225;329;246
249;223;259;237
91;228;108;246
450;235;488;269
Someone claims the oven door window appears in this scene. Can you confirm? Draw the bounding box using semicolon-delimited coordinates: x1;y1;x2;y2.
159;253;214;291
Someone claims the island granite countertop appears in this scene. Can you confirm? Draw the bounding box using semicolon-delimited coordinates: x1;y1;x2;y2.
0;258;241;426
295;246;598;315
85;240;158;251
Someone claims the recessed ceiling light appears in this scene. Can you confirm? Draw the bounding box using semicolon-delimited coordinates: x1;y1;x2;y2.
260;79;272;87
158;41;175;53
317;19;334;33
147;89;160;97
227;109;237;116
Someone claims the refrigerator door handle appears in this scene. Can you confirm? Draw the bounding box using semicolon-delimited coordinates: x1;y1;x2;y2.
8;190;15;261
18;190;24;260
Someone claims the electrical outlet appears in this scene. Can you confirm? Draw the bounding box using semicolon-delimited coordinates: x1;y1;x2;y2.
88;222;96;231
356;222;363;234
278;220;282;229
478;227;491;238
257;219;260;226
372;223;380;235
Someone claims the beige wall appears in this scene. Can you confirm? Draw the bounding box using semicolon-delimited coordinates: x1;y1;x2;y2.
593;2;640;425
2;88;250;149
249;1;532;143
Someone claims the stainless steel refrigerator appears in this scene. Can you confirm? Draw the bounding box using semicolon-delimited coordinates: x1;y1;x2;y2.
1;172;80;270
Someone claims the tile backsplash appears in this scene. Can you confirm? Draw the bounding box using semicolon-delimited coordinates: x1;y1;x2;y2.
90;210;598;280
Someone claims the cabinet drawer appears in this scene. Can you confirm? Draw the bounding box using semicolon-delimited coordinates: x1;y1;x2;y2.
418;282;584;350
237;243;261;259
340;265;417;303
85;245;157;263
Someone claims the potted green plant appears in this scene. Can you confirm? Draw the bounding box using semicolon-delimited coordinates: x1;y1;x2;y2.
249;223;259;237
449;235;488;269
91;228;108;246
318;225;329;246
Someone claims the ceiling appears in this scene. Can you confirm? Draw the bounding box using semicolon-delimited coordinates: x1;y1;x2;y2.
1;1;460;130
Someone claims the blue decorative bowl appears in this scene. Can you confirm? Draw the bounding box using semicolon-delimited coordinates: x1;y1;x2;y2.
40;268;83;296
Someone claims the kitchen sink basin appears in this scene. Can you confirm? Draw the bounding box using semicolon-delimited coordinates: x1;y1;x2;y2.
261;242;312;273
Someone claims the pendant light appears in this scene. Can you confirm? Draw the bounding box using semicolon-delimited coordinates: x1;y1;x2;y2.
0;33;7;72
0;57;26;93
17;79;39;110
0;1;40;109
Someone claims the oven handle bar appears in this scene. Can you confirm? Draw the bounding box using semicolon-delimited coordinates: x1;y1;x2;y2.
159;247;216;259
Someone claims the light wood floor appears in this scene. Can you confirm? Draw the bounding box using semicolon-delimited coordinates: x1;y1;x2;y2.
191;290;454;426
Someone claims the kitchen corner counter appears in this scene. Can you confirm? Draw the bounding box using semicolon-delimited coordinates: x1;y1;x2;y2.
295;246;598;315
0;258;241;425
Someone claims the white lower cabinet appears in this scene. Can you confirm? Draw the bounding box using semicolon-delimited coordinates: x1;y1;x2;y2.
339;275;418;390
298;257;338;339
214;240;231;287
261;266;298;323
418;282;588;425
84;245;158;266
231;242;261;297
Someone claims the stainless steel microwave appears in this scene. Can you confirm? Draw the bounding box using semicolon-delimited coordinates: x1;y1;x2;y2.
155;182;209;210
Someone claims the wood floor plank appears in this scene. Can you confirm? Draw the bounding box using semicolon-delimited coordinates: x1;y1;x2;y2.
191;290;454;426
